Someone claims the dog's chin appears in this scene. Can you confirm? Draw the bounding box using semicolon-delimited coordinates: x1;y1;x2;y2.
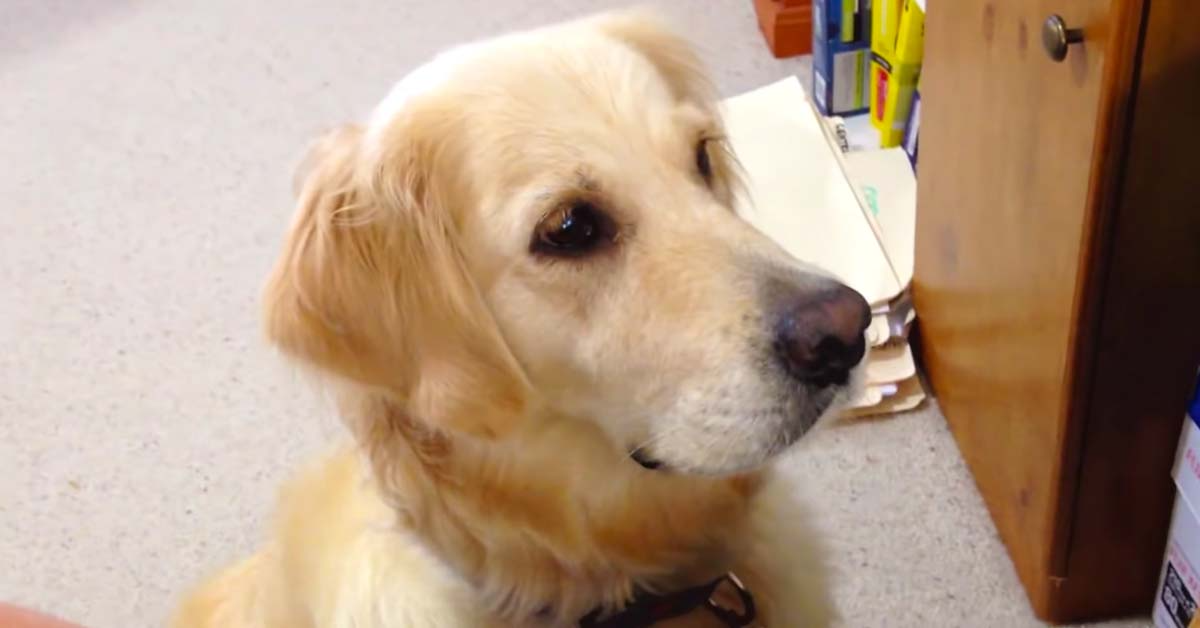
636;453;773;477
629;381;851;476
629;441;763;476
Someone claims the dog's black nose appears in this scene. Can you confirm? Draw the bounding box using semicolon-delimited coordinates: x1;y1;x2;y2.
775;283;871;387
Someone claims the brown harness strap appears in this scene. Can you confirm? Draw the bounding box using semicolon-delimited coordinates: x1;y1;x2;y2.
577;573;757;627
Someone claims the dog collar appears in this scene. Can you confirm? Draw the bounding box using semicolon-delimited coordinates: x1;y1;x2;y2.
577;573;757;627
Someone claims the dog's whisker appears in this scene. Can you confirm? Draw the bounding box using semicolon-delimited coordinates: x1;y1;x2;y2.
627;421;688;456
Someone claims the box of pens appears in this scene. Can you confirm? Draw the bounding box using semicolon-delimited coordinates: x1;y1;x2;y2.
812;0;872;116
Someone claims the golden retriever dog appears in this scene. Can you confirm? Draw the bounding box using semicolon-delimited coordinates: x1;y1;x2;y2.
173;10;870;628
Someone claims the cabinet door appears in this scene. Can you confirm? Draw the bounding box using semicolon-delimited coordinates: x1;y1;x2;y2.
914;0;1139;621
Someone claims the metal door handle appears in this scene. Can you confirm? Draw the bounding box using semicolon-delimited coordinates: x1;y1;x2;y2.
1043;14;1084;62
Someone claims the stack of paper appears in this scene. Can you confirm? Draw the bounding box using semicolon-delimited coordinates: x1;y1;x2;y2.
721;77;925;417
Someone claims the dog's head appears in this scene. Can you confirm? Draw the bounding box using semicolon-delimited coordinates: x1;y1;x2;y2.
265;12;870;476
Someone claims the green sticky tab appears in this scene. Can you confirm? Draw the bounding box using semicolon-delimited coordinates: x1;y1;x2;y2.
863;185;880;215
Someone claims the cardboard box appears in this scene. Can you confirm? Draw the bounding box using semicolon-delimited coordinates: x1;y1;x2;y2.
868;0;924;146
812;0;872;116
1154;374;1200;628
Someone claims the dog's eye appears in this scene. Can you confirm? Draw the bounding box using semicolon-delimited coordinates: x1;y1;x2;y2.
532;202;609;257
696;139;713;183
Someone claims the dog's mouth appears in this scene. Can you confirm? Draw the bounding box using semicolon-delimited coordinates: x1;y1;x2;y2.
629;448;665;471
625;384;847;475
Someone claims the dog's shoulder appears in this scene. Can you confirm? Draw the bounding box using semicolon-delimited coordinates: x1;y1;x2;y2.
172;450;505;628
270;449;503;627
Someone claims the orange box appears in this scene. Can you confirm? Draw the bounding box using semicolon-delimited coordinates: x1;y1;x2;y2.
753;0;813;58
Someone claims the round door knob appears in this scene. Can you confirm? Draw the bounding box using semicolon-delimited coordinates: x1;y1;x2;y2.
1042;14;1084;62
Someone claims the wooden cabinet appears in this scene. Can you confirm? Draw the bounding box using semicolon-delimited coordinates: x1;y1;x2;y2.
915;0;1200;622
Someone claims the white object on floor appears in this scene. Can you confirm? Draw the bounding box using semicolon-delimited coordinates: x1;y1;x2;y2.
723;78;903;307
1152;383;1200;628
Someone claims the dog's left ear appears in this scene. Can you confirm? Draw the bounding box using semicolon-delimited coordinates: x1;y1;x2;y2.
591;10;716;105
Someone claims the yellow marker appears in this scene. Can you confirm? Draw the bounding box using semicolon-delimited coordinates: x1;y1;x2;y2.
841;0;856;41
869;0;924;147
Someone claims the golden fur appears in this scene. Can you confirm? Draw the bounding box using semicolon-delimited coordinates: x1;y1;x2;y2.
173;11;845;627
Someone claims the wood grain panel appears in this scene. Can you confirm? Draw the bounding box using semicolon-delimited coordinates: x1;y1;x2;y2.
913;0;1116;618
1049;0;1147;587
1053;0;1200;619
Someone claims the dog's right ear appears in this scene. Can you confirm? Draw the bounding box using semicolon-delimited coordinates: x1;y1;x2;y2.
263;121;532;439
592;9;716;105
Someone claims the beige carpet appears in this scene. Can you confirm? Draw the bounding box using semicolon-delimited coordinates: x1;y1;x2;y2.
0;1;1155;626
